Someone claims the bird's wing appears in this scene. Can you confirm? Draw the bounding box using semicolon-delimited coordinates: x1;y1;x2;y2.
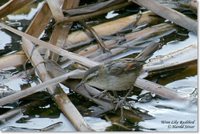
107;59;144;76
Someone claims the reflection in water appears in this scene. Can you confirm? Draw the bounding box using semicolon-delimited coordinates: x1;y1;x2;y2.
84;117;112;131
0;31;11;50
1;114;76;132
135;75;197;131
6;2;44;21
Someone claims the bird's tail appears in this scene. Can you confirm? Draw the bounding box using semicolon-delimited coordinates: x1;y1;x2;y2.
135;42;161;62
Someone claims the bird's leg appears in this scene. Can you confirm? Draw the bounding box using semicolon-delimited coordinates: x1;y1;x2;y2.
114;88;133;110
114;88;134;123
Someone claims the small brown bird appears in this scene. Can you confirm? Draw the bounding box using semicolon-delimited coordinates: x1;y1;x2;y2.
81;58;143;92
75;42;160;111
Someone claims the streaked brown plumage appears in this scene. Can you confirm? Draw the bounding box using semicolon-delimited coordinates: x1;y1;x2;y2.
78;42;160;92
81;58;144;92
75;42;160;112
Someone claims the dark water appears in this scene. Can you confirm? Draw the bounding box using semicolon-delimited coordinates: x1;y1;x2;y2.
0;0;197;132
